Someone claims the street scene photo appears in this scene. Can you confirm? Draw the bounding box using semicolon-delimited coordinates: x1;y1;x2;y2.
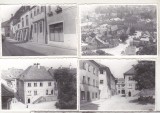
1;59;77;110
80;60;155;110
80;5;157;56
1;5;77;56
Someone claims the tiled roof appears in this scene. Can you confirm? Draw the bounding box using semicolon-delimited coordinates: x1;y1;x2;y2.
1;84;14;97
19;64;53;81
124;67;135;75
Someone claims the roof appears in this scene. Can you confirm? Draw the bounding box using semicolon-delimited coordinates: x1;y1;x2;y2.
1;84;14;97
1;20;10;27
124;67;135;76
19;64;53;81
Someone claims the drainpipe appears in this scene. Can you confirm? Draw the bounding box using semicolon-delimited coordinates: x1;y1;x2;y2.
44;6;48;44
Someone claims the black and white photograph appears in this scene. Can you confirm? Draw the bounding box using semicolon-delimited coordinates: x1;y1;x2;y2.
80;5;157;56
0;5;77;56
0;59;77;110
80;60;155;110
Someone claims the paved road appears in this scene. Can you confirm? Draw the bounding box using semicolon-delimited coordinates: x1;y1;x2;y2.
81;95;154;110
2;38;77;56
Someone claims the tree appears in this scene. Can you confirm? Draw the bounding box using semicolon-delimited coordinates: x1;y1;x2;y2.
133;61;155;90
137;44;157;55
129;27;136;35
54;68;77;109
119;33;128;43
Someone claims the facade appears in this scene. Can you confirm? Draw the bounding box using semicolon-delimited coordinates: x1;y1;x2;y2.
17;63;56;104
124;67;139;97
116;78;125;95
46;5;77;49
80;60;100;103
1;20;10;37
99;64;116;99
30;6;47;44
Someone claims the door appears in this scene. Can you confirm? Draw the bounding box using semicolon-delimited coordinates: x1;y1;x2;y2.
28;98;30;104
37;20;45;44
128;91;131;97
87;91;90;102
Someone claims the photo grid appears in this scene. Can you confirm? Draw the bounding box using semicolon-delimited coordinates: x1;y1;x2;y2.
0;2;159;113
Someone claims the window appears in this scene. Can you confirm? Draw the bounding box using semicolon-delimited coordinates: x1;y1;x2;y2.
129;76;133;81
40;82;43;87
82;76;86;84
34;8;36;16
41;6;44;12
49;22;63;42
93;68;96;75
30;12;32;18
48;82;51;86
82;62;86;70
18;24;20;28
28;83;31;87
48;6;51;12
28;91;31;96
34;91;37;95
100;80;103;84
37;6;40;14
34;23;37;33
81;91;85;100
39;21;43;33
88;65;91;72
46;90;48;95
51;90;53;94
92;92;94;99
93;79;95;86
22;18;24;27
95;92;97;98
25;15;29;25
34;83;37;87
100;70;103;74
88;77;90;85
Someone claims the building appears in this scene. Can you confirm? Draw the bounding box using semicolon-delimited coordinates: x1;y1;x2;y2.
1;68;24;93
46;5;77;50
116;78;125;95
98;64;116;99
1;84;14;109
30;6;47;44
1;20;10;37
124;67;139;97
10;6;30;41
17;63;56;104
80;60;100;103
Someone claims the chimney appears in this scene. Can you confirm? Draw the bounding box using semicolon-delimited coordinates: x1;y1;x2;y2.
69;63;72;69
11;14;14;18
37;63;40;69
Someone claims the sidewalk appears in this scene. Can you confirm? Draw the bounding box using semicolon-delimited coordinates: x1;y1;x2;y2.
2;38;77;56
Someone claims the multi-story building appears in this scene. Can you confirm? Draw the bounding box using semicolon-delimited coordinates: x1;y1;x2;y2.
17;63;56;104
1;20;10;37
99;64;116;99
30;6;47;44
80;60;100;103
46;5;77;50
124;67;139;97
116;78;125;95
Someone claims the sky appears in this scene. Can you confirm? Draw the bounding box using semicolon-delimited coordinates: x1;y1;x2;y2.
95;59;138;79
0;5;21;22
0;58;77;71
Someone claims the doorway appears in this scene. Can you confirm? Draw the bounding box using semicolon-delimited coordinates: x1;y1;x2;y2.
128;91;131;97
87;91;90;102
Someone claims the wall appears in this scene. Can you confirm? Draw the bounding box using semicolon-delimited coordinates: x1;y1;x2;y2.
80;60;100;103
24;81;55;104
47;6;77;50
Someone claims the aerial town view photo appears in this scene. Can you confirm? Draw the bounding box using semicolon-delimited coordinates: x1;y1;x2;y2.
80;60;155;110
1;5;77;56
1;59;77;110
80;5;157;56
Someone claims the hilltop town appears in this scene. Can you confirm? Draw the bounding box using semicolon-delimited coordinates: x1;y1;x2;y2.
81;5;157;55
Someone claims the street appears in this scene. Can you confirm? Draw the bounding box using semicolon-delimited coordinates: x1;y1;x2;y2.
2;38;77;56
80;95;154;110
